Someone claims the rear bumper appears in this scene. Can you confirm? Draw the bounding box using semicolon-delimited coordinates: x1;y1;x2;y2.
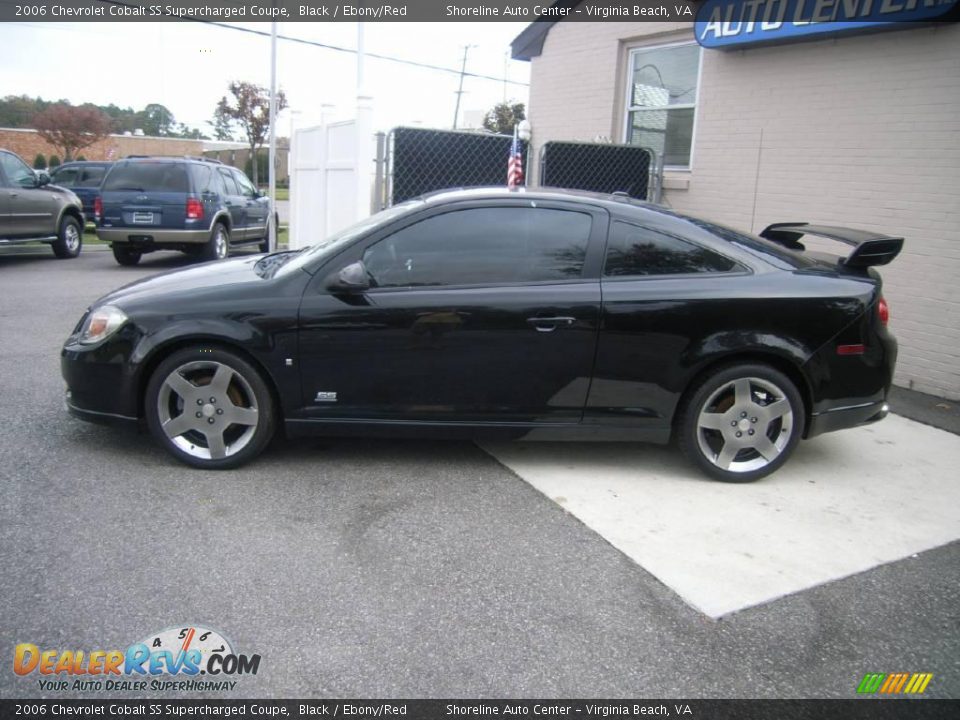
806;400;889;438
97;228;209;245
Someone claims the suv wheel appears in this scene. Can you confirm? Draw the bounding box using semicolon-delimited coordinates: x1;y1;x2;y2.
204;223;230;261
145;347;276;469
112;245;142;266
258;213;280;253
52;216;82;259
677;363;804;483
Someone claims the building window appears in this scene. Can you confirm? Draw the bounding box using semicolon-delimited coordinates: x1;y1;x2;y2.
625;42;700;169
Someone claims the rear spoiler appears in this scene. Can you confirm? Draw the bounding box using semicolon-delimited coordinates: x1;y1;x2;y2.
759;223;904;268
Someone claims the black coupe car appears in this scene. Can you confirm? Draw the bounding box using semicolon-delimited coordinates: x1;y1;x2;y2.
62;189;901;482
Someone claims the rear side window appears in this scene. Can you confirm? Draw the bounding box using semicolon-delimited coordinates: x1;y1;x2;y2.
362;207;592;288
218;169;240;195
77;166;106;187
604;221;738;277
102;163;189;193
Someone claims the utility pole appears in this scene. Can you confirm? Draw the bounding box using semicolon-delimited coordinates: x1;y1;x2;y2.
268;19;277;252
452;45;476;130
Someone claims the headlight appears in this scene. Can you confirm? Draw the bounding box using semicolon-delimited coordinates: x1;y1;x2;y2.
79;305;128;345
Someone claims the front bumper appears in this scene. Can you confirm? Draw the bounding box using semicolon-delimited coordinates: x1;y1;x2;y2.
97;227;209;245
61;329;143;425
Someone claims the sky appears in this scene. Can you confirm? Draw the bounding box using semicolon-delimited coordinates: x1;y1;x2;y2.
0;21;531;137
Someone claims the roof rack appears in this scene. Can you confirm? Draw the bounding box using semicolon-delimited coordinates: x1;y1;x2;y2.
122;155;223;164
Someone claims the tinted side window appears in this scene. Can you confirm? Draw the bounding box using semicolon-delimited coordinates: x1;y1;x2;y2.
604;221;737;276
0;152;36;188
191;165;212;192
103;163;189;192
362;207;592;288
52;167;81;186
77;166;107;187
219;169;239;195
233;170;256;196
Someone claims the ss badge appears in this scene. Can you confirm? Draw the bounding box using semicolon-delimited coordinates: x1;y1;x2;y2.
314;391;338;403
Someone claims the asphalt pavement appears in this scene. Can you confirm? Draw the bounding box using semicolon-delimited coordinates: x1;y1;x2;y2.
1;248;957;700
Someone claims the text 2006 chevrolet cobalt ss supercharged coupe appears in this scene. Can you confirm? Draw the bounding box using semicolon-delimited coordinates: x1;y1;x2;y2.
62;189;901;482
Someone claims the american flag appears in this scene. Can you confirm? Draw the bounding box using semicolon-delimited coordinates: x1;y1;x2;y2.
507;130;524;188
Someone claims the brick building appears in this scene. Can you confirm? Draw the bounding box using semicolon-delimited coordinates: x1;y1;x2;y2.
0;127;207;164
512;15;960;400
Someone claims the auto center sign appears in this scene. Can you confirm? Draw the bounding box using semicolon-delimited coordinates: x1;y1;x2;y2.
695;0;960;48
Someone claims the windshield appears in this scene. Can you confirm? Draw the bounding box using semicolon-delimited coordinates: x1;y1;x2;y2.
272;199;425;278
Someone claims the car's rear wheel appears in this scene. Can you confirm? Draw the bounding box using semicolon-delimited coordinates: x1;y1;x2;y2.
203;223;230;262
145;347;276;469
678;363;803;483
52;216;82;259
112;244;141;266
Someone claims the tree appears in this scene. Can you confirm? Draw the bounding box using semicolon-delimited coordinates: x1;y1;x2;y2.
33;153;46;169
33;103;113;161
213;81;287;186
140;103;176;136
49;155;61;168
482;102;526;135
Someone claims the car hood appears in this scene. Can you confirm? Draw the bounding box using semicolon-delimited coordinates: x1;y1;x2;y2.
95;255;269;310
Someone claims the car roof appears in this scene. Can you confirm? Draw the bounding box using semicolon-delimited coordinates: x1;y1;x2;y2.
56;161;112;167
118;155;224;165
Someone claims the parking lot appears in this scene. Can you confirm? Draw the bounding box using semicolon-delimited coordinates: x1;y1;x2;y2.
1;247;958;699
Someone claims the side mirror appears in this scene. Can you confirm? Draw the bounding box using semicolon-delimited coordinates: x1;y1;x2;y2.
36;171;51;187
326;260;371;293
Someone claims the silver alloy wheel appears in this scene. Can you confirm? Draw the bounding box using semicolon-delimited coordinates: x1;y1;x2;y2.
156;360;259;460
64;222;80;253
696;376;794;473
213;226;228;260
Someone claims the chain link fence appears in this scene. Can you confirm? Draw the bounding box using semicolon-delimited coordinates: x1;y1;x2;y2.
385;127;528;206
539;141;654;201
375;127;661;210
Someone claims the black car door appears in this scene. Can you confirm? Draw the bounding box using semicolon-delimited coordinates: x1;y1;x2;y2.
296;200;608;423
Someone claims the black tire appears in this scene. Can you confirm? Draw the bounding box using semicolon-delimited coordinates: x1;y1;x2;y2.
112;244;142;266
258;213;279;253
145;346;276;470
677;362;804;483
203;222;230;262
51;215;82;259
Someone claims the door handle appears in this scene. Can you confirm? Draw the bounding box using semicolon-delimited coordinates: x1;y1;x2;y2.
526;316;576;332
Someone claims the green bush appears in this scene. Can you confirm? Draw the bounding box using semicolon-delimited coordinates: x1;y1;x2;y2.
33;153;46;169
48;155;61;168
76;155;87;161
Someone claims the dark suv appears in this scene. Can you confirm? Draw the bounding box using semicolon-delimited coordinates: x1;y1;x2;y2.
49;161;113;224
97;156;272;266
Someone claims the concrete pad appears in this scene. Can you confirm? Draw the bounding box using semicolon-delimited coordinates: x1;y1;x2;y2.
482;414;960;619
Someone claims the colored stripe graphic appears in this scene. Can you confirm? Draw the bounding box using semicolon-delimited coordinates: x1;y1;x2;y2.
857;672;932;694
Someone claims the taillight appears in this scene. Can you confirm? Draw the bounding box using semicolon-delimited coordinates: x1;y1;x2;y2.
878;296;889;326
186;197;204;220
93;196;102;220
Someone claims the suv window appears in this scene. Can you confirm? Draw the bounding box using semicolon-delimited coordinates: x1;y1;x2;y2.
218;169;239;195
103;162;189;193
0;151;36;188
604;221;738;277
362;207;592;288
52;166;107;188
232;170;256;197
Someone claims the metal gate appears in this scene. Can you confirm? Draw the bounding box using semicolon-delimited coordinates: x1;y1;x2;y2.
538;141;656;201
384;127;528;206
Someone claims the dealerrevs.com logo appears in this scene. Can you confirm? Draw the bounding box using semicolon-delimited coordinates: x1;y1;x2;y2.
13;625;260;692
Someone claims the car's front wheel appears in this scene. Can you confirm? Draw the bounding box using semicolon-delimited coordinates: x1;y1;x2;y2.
145;347;276;469
112;245;142;266
678;363;804;483
52;216;82;259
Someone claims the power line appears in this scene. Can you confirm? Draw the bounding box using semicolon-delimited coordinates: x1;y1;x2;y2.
203;21;529;87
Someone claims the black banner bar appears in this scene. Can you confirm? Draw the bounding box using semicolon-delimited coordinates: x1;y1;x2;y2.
0;0;703;23
1;699;958;720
